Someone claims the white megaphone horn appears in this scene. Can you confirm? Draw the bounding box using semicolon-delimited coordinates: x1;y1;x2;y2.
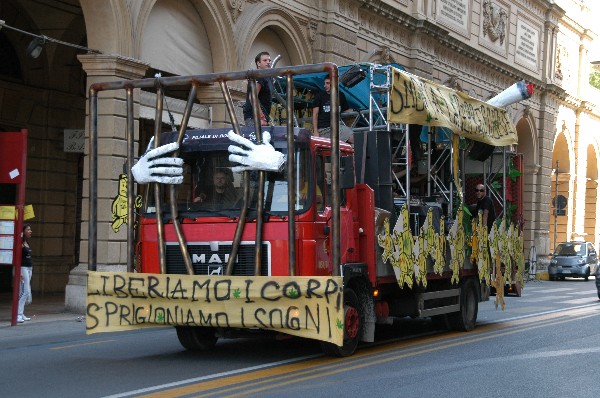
486;80;534;107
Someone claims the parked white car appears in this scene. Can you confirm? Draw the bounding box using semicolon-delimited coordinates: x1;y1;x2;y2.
548;241;599;281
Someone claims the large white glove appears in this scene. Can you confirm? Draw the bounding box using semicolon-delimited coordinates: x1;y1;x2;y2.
131;142;184;184
227;130;286;173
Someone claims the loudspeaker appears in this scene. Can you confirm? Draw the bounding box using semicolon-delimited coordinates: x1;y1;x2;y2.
353;131;394;214
340;65;367;88
468;141;495;161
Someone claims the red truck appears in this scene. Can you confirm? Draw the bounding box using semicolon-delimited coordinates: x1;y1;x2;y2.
86;63;525;357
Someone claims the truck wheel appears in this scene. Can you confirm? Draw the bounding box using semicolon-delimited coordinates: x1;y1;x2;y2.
175;326;217;351
320;289;362;357
448;279;478;332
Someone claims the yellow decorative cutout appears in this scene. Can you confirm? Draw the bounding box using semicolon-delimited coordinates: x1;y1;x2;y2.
512;226;525;288
111;174;143;233
375;203;523;309
488;220;505;310
414;230;427;287
476;212;491;283
434;217;446;275
447;206;465;285
377;204;415;288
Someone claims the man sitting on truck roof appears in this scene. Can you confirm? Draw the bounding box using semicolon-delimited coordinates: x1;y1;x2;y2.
312;76;354;143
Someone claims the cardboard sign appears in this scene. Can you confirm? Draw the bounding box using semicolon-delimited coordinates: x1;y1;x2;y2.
0;206;15;220
87;272;345;346
388;68;518;146
24;205;35;220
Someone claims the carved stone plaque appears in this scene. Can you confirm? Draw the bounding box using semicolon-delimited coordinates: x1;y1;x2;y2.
437;0;470;37
515;18;540;71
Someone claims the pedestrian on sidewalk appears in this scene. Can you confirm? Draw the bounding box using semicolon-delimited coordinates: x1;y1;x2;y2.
17;223;33;323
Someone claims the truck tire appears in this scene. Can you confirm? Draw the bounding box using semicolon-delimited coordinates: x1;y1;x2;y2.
175;326;218;351
320;289;362;357
448;278;478;332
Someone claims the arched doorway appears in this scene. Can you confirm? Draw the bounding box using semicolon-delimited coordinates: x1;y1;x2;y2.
248;27;292;68
0;0;88;296
139;0;215;75
515;115;537;252
549;132;572;250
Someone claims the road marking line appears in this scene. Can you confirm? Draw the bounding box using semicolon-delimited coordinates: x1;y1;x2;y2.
559;297;599;304
530;288;572;293
111;304;600;398
50;339;115;350
205;311;600;398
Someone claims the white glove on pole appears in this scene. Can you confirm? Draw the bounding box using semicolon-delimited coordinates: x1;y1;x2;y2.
131;142;184;184
227;130;286;173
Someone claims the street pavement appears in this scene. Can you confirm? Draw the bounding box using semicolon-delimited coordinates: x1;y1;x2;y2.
1;277;598;349
0;292;86;348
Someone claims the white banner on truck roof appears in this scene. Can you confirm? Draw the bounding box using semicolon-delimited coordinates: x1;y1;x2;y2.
388;68;518;146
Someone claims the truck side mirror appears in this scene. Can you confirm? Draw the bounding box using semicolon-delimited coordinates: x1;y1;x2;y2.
340;156;355;189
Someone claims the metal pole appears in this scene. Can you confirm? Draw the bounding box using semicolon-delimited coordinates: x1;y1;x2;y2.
168;84;198;276
330;68;341;276
249;80;265;276
126;88;135;272
10;129;27;326
286;74;296;276
553;160;559;250
219;81;249;276
88;88;98;272
502;147;506;216
153;87;166;274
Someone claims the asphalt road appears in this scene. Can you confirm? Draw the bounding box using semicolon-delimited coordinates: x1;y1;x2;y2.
1;278;598;398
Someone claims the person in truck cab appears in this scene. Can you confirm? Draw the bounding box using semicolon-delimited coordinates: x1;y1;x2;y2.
194;169;239;209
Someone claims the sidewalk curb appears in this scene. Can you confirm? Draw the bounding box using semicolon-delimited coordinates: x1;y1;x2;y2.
0;312;84;329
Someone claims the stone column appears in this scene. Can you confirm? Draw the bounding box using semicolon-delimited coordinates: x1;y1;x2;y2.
534;91;560;276
65;54;149;313
571;108;586;240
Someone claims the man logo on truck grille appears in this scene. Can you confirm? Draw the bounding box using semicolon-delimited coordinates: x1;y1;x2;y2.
192;253;232;265
208;265;223;275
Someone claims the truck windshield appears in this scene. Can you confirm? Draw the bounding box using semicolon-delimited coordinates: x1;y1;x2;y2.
143;146;312;217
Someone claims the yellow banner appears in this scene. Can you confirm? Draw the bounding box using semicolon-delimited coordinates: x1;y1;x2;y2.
389;68;518;146
87;272;344;346
0;206;15;220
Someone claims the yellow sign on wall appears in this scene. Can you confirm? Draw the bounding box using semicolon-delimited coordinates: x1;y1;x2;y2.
87;272;345;346
23;205;35;220
388;68;518;146
0;206;15;220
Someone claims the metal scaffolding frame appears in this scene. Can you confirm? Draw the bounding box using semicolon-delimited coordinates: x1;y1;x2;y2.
87;63;343;277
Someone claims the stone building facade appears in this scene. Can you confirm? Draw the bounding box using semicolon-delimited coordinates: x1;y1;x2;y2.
0;0;598;312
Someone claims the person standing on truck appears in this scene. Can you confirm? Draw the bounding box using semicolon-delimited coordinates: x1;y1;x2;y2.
243;51;273;127
312;76;353;143
475;183;496;231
